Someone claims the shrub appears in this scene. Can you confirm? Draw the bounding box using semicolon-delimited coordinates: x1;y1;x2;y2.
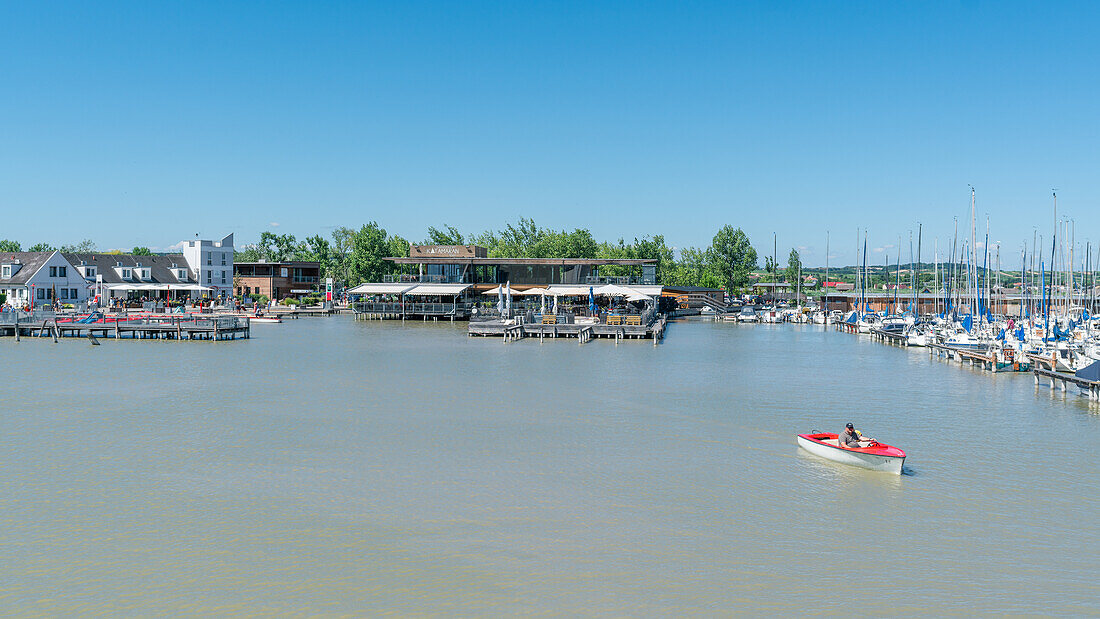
249;294;270;306
283;298;300;306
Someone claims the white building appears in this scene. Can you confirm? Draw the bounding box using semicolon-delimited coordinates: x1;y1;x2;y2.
182;233;234;298
0;251;89;308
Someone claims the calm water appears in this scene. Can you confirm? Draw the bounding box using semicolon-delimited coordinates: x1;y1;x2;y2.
2;318;1099;615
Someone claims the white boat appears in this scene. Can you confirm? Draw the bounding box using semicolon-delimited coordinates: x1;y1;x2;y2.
797;433;906;475
944;328;986;350
905;324;933;347
737;307;758;323
250;316;283;324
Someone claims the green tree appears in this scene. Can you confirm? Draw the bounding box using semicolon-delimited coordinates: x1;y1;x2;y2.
387;234;410;261
255;232;298;261
349;222;391;284
666;247;723;288
709;226;758;291
28;242;56;252
426;225;465;245
60;239;97;253
132;246;153;255
785;248;802;284
331;226;355;284
235;245;262;262
0;240;20;252
299;235;333;278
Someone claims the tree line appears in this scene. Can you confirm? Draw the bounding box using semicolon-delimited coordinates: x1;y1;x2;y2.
0;239;153;254
4;223;815;291
233;219;766;290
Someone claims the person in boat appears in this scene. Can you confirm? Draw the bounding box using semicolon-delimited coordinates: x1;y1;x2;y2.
841;422;867;448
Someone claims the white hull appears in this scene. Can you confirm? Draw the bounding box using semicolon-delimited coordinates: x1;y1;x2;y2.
906;333;929;347
797;436;904;474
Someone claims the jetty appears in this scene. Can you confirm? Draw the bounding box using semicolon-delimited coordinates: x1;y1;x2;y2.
1033;367;1100;401
0;311;250;342
468;311;667;345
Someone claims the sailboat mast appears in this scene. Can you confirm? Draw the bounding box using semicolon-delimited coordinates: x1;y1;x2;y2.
970;186;977;318
1048;190;1057;336
825;231;830;315
934;239;939;315
916;223;922;315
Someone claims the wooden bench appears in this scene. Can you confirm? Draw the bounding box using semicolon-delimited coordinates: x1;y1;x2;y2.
625;315;642;326
606;315;623;326
541;315;557;325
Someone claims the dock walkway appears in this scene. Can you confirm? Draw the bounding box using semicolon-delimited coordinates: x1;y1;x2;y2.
1033;367;1100;400
0;312;250;342
468;314;667;345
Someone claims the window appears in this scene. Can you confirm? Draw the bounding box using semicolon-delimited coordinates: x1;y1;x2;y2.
221;272;226;284
122;268;132;279
58;266;66;277
2;265;9;278
60;289;69;299
281;268;288;277
71;288;78;298
37;288;45;300
85;266;96;277
221;253;226;266
49;266;57;277
207;271;212;283
206;253;212;266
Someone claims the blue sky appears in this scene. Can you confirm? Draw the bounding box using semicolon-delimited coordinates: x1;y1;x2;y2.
2;1;1097;265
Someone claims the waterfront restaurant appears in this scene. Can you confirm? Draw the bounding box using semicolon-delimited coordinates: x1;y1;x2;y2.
348;244;660;319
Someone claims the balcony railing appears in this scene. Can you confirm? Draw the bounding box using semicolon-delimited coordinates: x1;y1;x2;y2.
584;275;657;285
382;273;467;283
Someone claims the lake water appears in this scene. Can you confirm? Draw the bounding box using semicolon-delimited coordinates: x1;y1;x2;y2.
2;318;1099;615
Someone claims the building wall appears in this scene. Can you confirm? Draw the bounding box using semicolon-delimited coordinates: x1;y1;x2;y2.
182;234;234;298
235;264;320;299
2;252;88;307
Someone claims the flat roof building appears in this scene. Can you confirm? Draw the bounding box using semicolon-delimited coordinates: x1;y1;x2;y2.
234;261;321;300
385;245;657;291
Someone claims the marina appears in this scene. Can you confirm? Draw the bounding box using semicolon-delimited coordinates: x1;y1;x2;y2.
7;1;1100;614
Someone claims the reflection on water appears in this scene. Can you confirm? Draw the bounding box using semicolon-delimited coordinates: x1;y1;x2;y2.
2;318;1099;614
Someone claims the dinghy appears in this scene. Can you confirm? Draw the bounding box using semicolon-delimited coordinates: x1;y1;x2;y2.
796;433;906;475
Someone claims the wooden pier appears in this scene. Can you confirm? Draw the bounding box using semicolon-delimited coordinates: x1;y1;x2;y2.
468;314;668;346
1033;367;1100;401
0;313;250;342
835;321;860;334
869;329;908;346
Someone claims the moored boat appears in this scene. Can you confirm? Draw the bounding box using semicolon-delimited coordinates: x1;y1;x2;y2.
250;316;283;324
796;432;906;474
